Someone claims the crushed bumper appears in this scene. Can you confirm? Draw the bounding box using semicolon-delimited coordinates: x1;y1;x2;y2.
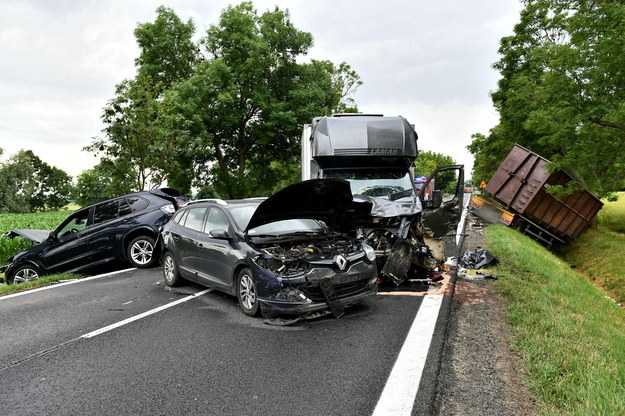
258;282;378;316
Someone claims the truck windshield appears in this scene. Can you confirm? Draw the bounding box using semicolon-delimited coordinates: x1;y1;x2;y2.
324;170;416;199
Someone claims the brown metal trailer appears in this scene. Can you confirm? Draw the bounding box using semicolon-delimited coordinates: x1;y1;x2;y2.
486;144;603;247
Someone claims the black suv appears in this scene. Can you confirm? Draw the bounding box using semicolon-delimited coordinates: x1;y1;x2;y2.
1;189;180;283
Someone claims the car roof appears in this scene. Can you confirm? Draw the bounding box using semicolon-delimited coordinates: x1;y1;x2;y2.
181;198;266;209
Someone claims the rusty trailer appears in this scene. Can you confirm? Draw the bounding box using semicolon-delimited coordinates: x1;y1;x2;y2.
485;144;603;248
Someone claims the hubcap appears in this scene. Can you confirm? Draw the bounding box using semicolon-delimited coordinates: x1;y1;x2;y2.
14;268;39;283
131;239;154;265
163;255;174;283
239;274;256;311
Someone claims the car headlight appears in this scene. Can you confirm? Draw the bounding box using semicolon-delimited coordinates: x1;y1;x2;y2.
362;243;376;262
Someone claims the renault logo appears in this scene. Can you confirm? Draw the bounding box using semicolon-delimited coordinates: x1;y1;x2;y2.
334;255;347;271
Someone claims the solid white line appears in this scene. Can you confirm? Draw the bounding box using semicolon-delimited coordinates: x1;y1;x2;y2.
81;288;213;339
372;294;444;416
0;268;137;301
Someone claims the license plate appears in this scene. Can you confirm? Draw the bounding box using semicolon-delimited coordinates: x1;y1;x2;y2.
319;279;345;318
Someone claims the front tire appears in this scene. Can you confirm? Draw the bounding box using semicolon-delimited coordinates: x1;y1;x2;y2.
127;235;158;268
8;264;41;284
237;268;260;316
162;252;183;287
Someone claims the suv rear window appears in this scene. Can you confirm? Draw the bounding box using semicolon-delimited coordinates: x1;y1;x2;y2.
126;197;149;213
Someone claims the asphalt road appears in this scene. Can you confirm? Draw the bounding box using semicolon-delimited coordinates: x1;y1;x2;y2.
0;268;436;416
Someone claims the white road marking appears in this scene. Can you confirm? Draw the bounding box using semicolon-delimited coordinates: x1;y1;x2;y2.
372;293;444;416
81;288;213;339
0;268;137;301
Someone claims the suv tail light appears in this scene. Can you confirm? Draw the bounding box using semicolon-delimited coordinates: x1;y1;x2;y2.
160;204;175;214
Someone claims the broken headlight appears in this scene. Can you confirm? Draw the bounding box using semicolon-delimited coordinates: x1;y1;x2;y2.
253;255;307;276
362;243;376;262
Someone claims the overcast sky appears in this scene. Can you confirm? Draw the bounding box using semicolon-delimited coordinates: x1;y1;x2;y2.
0;0;523;180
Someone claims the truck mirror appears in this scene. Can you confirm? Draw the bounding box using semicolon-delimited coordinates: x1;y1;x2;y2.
431;190;442;209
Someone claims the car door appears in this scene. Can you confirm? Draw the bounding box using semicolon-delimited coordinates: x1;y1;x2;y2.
86;198;126;264
40;208;94;273
176;206;208;277
420;165;464;237
194;207;236;289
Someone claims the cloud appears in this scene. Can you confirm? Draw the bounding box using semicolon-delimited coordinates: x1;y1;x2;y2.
0;0;522;180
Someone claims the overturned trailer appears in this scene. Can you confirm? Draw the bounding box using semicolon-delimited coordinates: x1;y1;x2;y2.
301;114;464;284
483;144;603;249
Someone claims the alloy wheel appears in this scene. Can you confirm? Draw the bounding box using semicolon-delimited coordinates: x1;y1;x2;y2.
130;239;154;266
239;273;256;311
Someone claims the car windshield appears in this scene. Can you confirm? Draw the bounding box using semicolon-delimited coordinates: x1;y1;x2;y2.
324;169;416;199
229;205;325;236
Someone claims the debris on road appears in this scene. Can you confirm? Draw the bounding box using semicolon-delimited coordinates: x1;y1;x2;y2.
459;248;498;269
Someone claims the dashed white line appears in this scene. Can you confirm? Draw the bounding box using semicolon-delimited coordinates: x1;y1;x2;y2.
372;294;444;416
81;288;213;339
0;268;137;301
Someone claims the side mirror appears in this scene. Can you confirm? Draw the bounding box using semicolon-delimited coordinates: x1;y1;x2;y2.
431;190;442;209
48;231;57;241
209;228;230;240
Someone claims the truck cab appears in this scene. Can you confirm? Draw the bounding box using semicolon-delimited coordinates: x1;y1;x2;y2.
301;114;463;284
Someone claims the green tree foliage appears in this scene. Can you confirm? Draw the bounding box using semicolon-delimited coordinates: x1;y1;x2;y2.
0;149;72;213
469;0;625;197
415;150;457;195
74;161;132;206
88;3;361;198
87;6;198;193
415;150;455;177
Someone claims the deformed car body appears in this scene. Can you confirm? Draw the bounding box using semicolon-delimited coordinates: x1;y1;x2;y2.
0;189;181;284
160;179;378;318
301;114;464;284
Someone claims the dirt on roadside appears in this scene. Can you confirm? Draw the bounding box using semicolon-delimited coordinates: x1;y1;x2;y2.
434;215;536;416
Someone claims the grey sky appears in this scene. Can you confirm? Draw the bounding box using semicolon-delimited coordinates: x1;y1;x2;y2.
0;0;522;180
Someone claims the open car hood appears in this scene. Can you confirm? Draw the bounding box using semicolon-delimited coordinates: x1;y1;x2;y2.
2;229;51;244
246;179;365;231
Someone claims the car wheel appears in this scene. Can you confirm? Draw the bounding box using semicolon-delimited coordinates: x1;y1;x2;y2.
237;268;260;316
8;264;40;284
127;235;158;268
162;252;183;287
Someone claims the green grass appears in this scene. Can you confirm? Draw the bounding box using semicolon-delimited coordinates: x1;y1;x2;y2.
0;273;81;296
561;192;625;306
485;225;625;416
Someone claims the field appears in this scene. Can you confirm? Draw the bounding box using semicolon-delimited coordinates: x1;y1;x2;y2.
0;210;72;265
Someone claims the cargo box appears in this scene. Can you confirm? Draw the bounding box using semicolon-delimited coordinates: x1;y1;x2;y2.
486;144;603;241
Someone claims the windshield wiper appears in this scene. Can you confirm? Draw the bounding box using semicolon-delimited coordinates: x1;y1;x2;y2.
389;189;414;201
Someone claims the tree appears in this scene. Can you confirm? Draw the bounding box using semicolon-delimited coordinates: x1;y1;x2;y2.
87;6;198;193
469;0;625;198
0;149;72;213
161;3;361;198
86;77;167;191
415;150;455;177
0;150;35;213
24;151;73;211
74;161;132;206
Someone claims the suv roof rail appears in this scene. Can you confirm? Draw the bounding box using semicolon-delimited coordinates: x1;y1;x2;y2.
184;198;228;206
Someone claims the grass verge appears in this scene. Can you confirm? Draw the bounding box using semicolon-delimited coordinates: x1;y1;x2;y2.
485;225;625;416
561;193;625;306
0;274;80;296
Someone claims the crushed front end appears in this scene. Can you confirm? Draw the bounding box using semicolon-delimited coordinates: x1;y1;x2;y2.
250;234;378;318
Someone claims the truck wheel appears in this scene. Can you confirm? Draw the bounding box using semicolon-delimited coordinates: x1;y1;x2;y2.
127;236;158;268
